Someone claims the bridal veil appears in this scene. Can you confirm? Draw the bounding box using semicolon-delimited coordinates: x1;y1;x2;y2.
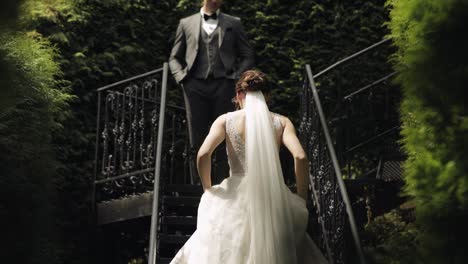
244;91;298;263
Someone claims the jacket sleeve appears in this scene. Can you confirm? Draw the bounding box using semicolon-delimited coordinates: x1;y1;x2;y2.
234;18;255;78
169;19;187;84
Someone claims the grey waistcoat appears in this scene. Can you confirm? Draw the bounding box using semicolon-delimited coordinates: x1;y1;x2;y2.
190;25;226;79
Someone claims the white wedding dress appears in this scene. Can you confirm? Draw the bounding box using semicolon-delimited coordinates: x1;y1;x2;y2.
171;92;328;264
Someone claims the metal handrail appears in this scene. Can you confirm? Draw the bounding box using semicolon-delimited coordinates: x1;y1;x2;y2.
305;64;367;264
148;63;169;264
97;68;164;92
314;38;391;79
343;72;397;101
94;168;155;185
344;126;400;154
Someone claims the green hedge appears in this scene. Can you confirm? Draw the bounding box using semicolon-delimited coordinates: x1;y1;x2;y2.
387;0;468;262
177;0;391;115
0;28;71;264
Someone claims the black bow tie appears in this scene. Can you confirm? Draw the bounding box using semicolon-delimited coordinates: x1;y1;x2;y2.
203;13;217;21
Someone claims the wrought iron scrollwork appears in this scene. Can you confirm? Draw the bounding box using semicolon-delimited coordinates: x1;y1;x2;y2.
300;39;399;264
299;78;345;263
93;67;190;202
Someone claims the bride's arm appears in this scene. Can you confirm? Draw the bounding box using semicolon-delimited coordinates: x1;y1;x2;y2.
281;117;309;201
197;114;226;191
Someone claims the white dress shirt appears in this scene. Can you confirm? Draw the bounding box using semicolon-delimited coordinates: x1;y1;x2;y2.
200;8;220;35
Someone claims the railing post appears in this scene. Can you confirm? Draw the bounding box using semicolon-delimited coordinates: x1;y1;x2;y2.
148;62;169;264
305;64;367;264
180;83;197;184
92;91;102;213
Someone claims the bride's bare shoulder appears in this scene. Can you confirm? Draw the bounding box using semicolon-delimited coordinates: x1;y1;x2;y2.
213;113;228;125
271;112;288;128
230;109;246;118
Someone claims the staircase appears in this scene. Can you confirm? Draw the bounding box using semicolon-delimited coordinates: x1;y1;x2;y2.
92;62;203;263
157;184;202;263
93;38;402;264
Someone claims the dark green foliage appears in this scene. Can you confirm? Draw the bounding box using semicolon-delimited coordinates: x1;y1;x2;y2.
387;0;468;262
23;1;185;262
210;0;390;117
0;0;25;110
0;0;24;27
32;0;391;125
363;210;420;264
0;29;71;263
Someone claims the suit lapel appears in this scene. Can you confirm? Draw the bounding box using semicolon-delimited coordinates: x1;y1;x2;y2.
190;13;201;46
218;12;229;48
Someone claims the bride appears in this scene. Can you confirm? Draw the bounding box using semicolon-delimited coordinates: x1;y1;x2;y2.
171;70;327;263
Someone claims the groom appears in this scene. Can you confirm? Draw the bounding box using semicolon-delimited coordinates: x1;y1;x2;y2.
169;0;254;183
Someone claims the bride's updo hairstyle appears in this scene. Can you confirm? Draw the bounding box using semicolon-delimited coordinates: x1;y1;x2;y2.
236;70;269;93
233;70;270;108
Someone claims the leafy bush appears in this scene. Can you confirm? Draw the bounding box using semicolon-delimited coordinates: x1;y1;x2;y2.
386;0;468;262
0;29;71;264
363;210;420;264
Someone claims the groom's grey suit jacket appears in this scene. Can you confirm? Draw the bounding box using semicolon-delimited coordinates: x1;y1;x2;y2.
169;12;254;83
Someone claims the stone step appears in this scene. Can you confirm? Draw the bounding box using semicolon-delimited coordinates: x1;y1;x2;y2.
158;258;172;264
163;196;200;207
162;215;197;226
159;234;191;245
165;184;203;196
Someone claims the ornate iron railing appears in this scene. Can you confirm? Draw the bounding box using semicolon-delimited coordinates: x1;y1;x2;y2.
300;71;337;262
93;66;166;200
301;65;364;264
92;63;205;264
92;63;171;264
312;38;401;181
300;38;398;264
92;64;195;203
340;70;401;180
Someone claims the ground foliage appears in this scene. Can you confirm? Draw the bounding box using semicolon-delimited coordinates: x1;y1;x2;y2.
363;210;420;264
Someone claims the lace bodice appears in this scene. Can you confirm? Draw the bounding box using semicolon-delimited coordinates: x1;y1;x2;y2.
225;110;283;176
